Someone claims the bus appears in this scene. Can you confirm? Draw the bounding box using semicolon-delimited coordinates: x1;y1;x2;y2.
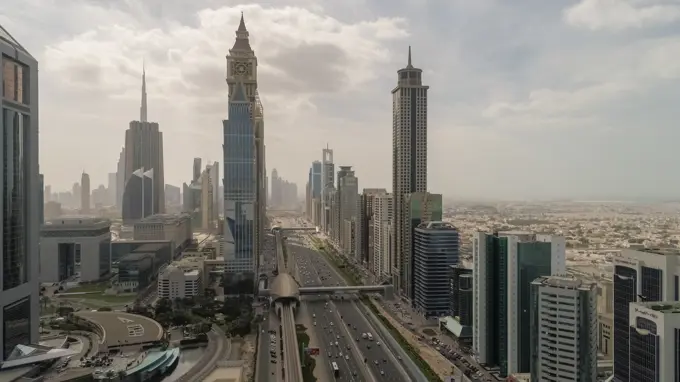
331;361;340;377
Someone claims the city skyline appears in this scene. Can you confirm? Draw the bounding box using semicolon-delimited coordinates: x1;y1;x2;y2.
8;1;680;200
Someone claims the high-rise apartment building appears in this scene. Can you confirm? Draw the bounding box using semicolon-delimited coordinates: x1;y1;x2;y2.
472;232;566;377
391;47;429;297
530;276;598;382
612;248;680;382
339;167;358;257
0;24;40;359
321;147;334;233
402;192;442;301
81;171;90;213
200;167;214;231
372;193;393;277
413;221;459;317
356;189;387;267
123;67;165;219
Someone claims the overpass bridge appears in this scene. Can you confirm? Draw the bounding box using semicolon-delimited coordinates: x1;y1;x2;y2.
271;225;318;233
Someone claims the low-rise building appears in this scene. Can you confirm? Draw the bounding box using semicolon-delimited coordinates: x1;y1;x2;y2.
157;263;203;300
40;217;112;282
133;213;192;255
118;252;155;292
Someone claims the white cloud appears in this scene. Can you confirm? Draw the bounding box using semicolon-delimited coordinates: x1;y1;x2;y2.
564;0;680;31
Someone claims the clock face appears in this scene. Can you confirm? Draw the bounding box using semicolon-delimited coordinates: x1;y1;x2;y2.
235;63;247;76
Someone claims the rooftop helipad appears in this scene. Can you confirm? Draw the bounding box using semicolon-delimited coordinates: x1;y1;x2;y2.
74;311;163;349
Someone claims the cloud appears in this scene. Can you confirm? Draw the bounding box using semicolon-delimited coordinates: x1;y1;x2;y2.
6;0;680;200
564;0;680;31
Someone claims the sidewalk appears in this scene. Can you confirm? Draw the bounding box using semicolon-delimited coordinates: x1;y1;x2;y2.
370;299;456;379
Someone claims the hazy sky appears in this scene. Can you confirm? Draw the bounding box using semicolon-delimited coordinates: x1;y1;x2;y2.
3;0;680;200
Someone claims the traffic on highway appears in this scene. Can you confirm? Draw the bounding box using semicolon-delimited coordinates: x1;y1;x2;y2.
291;234;412;381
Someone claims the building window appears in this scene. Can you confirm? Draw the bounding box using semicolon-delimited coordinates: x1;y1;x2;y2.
3;297;31;359
1;57;29;105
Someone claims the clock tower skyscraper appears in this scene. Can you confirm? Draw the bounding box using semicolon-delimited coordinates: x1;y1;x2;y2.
224;13;266;285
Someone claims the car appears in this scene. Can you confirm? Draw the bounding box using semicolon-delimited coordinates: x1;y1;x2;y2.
380;370;385;376
374;360;379;365
356;338;359;341
271;359;277;364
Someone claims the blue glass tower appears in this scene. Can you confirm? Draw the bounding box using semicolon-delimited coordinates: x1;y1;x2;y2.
223;81;256;276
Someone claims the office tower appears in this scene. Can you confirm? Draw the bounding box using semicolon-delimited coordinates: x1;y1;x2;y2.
39;173;44;225
201;167;215;231
331;166;351;245
182;182;201;214
305;169;311;219
122;169;153;223
598;279;614;359
0;25;40;359
612;248;680;381
193;157;202;183
372;193;393;277
356;189;387;267
391;47;429;297
116;147;125;209
624;301;680;380
413;221;459;317
402;192;442;301
81;171;90;213
339;168;358;256
164;184;181;207
123;66;165;219
44;185;51;203
450;265;473;325
530;276;597;382
107;172;116;206
223;55;256;280
473;232;567;377
321;146;334;233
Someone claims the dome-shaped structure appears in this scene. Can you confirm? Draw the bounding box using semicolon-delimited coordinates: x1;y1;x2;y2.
269;272;299;302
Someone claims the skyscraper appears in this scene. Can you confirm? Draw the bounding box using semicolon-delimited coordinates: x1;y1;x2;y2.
122;169;153;223
81;171;90;213
0;24;40;359
473;232;566;377
321;147;334;233
391;47;429;297
225;13;265;280
123;66;165;218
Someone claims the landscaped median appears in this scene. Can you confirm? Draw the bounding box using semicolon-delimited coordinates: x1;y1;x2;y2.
361;297;442;382
310;237;362;285
296;324;317;382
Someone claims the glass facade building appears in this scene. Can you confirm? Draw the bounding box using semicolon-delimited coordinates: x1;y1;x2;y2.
311;160;322;198
413;221;459;317
223;82;255;277
0;24;40;360
122;170;153;224
449;265;473;326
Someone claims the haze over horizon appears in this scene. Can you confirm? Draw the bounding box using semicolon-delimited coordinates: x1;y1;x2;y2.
3;0;680;200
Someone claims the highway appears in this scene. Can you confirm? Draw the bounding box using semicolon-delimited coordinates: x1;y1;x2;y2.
281;303;304;382
291;239;411;381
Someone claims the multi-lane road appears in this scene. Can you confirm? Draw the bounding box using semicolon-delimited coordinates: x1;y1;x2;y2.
290;232;411;381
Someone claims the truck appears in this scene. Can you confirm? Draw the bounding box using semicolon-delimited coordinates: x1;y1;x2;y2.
367;333;373;341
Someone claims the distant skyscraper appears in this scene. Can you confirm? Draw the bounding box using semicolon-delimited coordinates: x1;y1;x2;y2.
116;147;125;209
164;184;181;207
209;162;220;221
107;172;116;206
391;47;429;297
0;24;40;359
321;147;334;233
193;157;202;183
530;276;597;382
72;182;81;209
122;169;153;223
39;173;44;225
81;172;90;213
123;67;165;218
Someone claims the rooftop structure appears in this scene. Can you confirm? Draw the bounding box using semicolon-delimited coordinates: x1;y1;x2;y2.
72;311;163;352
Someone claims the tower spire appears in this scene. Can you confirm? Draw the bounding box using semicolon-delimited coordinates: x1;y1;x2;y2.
140;62;148;122
407;46;413;69
238;12;247;32
232;12;252;51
